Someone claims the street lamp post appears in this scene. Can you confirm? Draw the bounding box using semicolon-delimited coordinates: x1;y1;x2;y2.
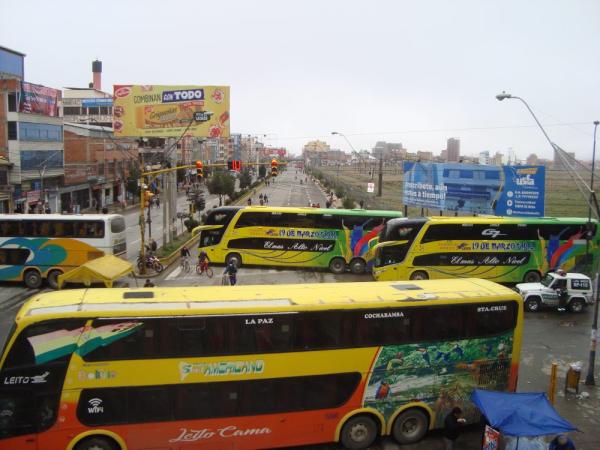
497;92;600;385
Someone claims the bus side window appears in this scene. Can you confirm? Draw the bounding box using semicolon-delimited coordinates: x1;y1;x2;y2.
62;221;74;237
23;220;34;237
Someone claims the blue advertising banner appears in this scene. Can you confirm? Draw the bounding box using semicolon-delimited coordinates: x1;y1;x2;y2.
82;98;113;108
402;162;545;217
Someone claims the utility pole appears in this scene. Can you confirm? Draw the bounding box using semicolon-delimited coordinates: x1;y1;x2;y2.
377;154;383;197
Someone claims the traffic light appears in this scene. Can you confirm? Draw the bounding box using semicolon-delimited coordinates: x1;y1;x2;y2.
227;160;242;172
196;161;204;179
143;190;154;208
271;159;278;177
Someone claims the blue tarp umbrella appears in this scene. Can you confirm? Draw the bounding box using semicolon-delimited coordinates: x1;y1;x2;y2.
471;390;577;449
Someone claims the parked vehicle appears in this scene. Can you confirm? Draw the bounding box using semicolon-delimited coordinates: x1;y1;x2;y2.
515;271;594;313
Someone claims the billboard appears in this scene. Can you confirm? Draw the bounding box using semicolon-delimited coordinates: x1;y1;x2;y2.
403;162;545;217
112;85;230;138
19;82;61;116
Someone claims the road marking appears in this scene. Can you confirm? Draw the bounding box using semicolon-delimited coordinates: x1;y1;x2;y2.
166;266;182;280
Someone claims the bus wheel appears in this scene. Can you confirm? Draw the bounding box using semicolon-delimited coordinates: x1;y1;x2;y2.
226;253;242;268
46;270;62;290
75;436;119;450
409;271;428;280
523;270;541;283
24;270;42;289
339;415;378;450
568;298;585;313
392;408;429;444
525;296;541;312
349;258;366;274
329;257;346;274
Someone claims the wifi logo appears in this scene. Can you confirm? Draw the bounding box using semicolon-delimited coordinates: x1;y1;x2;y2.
87;398;104;414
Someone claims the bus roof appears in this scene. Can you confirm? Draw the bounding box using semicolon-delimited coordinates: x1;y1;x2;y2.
234;206;403;217
17;279;519;321
0;213;124;221
390;216;597;225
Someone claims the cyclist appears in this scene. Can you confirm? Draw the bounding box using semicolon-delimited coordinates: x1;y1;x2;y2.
198;249;210;274
180;245;191;269
223;260;238;286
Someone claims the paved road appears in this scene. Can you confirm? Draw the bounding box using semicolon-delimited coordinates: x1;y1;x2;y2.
1;170;598;449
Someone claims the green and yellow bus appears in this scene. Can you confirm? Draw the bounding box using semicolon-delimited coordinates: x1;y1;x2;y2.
372;216;599;283
0;279;522;450
194;206;403;274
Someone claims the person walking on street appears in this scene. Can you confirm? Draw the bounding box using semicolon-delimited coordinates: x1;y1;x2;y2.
264;194;268;205
223;260;238;286
549;434;576;450
247;197;252;206
443;407;466;450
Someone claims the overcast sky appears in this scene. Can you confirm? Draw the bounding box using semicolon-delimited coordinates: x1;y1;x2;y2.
1;0;599;159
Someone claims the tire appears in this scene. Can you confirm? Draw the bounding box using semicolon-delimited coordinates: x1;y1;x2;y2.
46;269;62;290
329;257;346;274
153;261;164;273
24;270;42;289
523;270;541;283
409;270;429;281
568;298;585;313
74;436;119;450
349;258;366;275
392;408;429;445
196;264;202;275
206;267;214;278
339;415;378;450
525;296;541;312
226;253;242;268
137;259;144;271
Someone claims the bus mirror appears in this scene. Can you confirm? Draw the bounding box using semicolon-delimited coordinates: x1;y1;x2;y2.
372;240;409;251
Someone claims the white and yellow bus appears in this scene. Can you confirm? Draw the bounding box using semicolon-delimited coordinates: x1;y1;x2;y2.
195;206;403;274
0;279;522;450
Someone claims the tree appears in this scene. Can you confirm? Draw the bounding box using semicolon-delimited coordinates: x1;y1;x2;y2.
342;196;356;209
207;171;235;199
126;165;141;198
239;169;252;190
258;165;267;179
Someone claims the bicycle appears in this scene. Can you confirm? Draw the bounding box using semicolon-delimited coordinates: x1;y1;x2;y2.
196;262;214;278
180;258;191;273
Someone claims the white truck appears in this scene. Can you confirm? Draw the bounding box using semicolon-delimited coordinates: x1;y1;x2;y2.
515;271;594;313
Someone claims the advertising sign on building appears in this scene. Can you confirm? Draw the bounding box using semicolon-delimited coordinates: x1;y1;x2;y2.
402;161;545;217
113;85;230;138
20;82;61;116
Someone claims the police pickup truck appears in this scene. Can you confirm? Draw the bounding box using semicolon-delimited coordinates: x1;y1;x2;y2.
515;271;594;313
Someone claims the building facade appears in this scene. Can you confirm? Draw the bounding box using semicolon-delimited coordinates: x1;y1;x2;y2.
446;137;460;162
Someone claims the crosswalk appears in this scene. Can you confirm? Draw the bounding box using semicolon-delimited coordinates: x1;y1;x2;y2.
165;266;293;282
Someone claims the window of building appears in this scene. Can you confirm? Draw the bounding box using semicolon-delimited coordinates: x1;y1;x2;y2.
7;93;18;112
20;150;63;171
0;169;8;186
63;106;81;116
88;107;99;115
18;123;63;142
7;121;17;140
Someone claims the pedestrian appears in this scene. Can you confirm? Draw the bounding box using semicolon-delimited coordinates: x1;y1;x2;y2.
359;199;365;209
102;206;108;214
443;407;466;450
223;260;238;286
259;193;263;201
156;196;160;208
264;194;268;205
325;200;331;208
247;197;252;206
549;434;576;450
144;279;155;288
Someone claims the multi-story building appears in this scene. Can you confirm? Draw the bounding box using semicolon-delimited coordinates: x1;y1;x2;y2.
62;123;138;212
1;77;64;213
372;141;405;161
61;61;112;128
479;150;490;165
491;152;504;166
417;151;433;161
446;137;460;162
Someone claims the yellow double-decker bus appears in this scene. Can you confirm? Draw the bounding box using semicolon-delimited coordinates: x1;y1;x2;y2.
0;279;522;450
372;216;599;283
194;206;403;274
